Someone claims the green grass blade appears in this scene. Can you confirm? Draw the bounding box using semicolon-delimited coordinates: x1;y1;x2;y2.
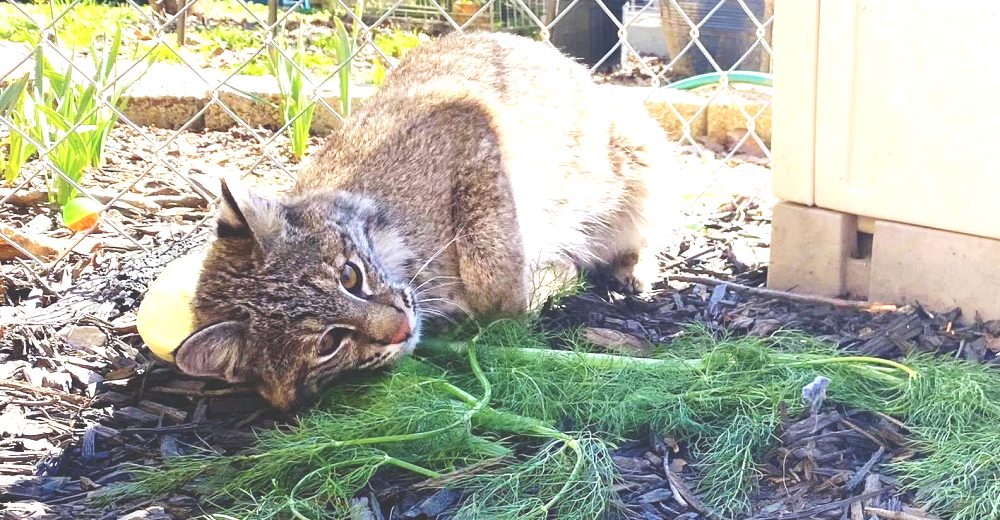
0;74;29;114
333;17;352;117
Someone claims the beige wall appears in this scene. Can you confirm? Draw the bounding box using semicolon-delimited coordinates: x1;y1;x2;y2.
772;0;1000;240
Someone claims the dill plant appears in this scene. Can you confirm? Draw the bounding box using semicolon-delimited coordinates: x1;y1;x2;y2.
115;318;950;519
891;357;1000;520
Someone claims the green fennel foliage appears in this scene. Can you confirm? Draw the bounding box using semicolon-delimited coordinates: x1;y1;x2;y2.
115;318;1000;519
891;357;1000;520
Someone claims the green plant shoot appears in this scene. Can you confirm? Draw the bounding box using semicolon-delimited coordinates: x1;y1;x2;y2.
268;37;316;160
0;74;32;185
0;74;28;114
333;16;353;117
6;23;134;206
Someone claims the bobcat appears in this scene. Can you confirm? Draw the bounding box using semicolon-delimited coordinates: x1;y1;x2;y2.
172;31;681;410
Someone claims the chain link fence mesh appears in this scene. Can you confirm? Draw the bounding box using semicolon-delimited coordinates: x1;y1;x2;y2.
0;0;774;279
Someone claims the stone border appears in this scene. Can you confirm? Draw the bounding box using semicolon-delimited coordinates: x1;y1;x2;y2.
122;76;772;147
0;50;771;146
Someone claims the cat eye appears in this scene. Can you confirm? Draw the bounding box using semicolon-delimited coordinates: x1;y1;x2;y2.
318;326;353;358
340;262;362;295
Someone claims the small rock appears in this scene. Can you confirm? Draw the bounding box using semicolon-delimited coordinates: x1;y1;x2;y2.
24;214;54;233
119;506;170;520
61;325;108;350
63;363;104;389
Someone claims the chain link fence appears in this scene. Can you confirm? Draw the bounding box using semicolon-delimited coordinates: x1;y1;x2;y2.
0;0;774;283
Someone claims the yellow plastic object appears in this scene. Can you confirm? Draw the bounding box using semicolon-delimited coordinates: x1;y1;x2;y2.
136;250;206;364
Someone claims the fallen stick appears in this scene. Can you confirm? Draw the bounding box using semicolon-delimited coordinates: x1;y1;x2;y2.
0;379;91;406
667;275;898;312
754;490;885;520
866;507;942;520
663;453;719;519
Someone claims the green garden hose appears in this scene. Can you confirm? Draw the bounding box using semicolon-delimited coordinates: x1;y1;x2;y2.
666;71;773;90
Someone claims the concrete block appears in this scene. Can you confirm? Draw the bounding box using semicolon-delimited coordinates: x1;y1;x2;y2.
845;257;871;300
203;75;373;135
122;95;206;130
766;201;855;297
204;75;282;131
769;203;1000;322
120;62;212;130
869;220;1000;321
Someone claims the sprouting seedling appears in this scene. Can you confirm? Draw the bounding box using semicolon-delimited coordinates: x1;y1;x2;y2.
332;16;352;117
5;21;141;228
0;74;31;185
268;36;316;161
0;74;28;114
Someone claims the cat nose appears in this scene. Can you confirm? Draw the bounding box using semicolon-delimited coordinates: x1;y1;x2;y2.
389;318;411;345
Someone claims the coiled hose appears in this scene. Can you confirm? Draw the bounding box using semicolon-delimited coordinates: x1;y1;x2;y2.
665;71;773;90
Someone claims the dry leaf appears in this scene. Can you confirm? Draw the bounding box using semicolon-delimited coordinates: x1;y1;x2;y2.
582;327;652;357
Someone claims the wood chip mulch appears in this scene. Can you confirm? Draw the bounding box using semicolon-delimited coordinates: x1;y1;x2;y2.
0;141;985;519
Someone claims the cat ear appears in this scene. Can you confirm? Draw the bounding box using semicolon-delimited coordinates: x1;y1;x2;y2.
174;321;248;383
217;177;284;245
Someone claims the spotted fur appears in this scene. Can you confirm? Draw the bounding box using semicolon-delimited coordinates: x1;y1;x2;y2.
173;31;682;411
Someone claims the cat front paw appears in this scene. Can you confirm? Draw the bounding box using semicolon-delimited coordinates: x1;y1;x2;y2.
611;251;659;295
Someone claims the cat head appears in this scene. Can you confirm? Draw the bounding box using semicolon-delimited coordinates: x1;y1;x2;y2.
174;179;421;411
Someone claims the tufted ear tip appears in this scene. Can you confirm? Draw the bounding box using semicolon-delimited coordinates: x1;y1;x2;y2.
217;176;252;239
214;176;284;244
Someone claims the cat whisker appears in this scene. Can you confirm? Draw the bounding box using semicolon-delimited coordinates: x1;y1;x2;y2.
415;281;466;298
408;228;474;285
414;274;462;292
419;308;460;326
419;297;475;320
